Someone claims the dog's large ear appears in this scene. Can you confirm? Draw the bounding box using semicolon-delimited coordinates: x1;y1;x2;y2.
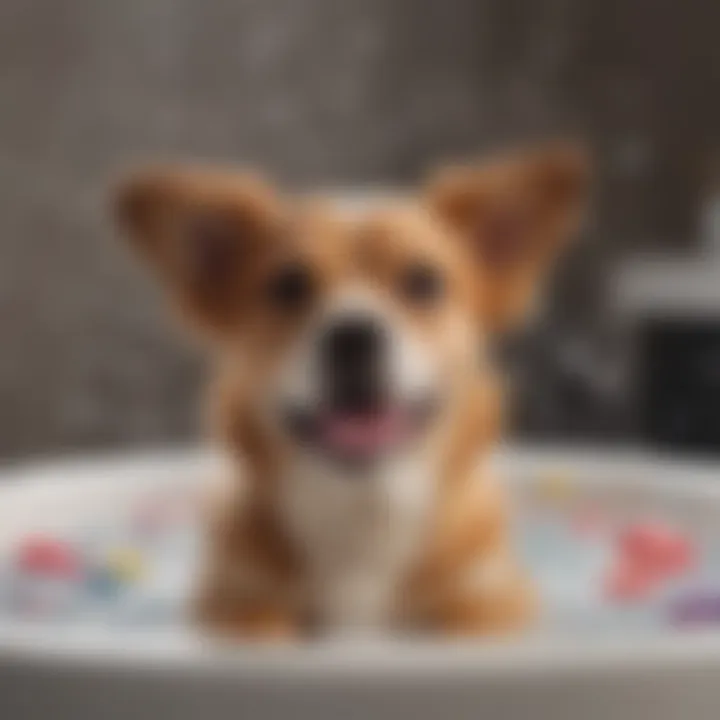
114;166;281;334
426;143;590;332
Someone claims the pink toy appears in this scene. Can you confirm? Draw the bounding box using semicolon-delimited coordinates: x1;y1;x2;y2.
604;521;696;604
619;522;695;577
16;536;81;578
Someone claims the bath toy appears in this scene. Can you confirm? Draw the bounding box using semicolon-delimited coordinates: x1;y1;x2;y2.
105;547;146;584
669;590;720;626
619;522;695;577
536;469;575;504
15;536;81;579
602;521;696;605
8;537;85;618
86;565;119;598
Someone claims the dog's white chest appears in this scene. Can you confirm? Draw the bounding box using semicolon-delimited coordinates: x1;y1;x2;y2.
278;453;436;632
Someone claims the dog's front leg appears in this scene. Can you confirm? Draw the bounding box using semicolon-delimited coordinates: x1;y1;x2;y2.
433;554;537;636
194;578;297;641
407;473;536;637
193;487;301;641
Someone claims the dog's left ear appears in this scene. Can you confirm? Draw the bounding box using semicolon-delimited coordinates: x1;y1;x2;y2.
426;143;590;332
114;165;282;336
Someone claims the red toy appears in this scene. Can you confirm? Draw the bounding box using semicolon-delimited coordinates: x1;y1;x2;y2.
605;521;696;603
16;536;81;579
619;522;695;576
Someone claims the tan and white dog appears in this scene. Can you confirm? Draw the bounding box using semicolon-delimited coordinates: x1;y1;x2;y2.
115;143;589;639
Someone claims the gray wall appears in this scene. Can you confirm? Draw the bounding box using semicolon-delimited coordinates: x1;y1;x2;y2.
1;0;719;458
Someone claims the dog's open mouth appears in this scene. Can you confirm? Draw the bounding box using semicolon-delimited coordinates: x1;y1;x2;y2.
282;397;440;464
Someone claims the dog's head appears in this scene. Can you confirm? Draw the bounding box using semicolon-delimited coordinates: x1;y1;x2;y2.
115;145;588;468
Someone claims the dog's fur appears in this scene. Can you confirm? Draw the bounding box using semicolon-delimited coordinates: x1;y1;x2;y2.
115;144;589;638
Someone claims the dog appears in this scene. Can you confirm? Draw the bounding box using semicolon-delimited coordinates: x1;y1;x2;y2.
115;143;589;638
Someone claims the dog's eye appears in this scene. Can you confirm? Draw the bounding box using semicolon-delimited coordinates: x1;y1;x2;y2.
267;263;315;310
400;263;444;305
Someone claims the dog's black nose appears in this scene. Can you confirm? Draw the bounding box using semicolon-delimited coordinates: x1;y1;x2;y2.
322;317;386;413
325;318;382;363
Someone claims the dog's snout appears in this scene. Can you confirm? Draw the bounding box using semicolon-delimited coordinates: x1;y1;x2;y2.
322;317;386;413
325;318;382;362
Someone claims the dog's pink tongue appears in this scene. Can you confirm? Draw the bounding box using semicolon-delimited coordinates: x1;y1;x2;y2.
324;411;404;454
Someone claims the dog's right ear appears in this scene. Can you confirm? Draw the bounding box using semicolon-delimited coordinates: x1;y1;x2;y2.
426;143;590;333
114;166;281;333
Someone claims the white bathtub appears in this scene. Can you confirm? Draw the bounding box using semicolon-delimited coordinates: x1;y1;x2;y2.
1;446;720;720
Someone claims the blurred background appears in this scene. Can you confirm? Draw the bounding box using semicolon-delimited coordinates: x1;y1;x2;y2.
2;0;720;460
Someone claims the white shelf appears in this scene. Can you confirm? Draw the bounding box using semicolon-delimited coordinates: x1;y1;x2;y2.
612;256;720;317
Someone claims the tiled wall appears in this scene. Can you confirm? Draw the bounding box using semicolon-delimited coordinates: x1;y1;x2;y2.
1;0;718;457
